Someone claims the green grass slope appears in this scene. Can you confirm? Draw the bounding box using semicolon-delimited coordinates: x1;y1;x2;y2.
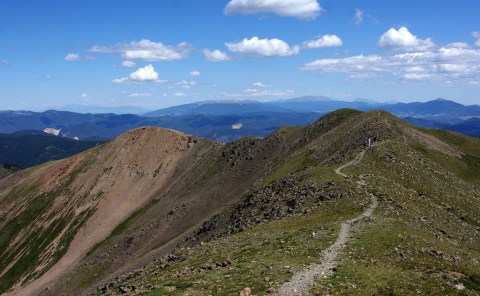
88;110;480;295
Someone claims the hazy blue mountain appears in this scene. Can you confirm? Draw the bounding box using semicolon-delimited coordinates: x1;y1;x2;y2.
0;110;103;134
266;97;380;113
53;105;152;115
1;98;479;144
382;98;480;118
403;116;480;137
145;97;379;116
144;100;288;116
0;110;322;142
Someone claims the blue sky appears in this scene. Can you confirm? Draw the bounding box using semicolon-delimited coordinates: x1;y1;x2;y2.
1;0;479;111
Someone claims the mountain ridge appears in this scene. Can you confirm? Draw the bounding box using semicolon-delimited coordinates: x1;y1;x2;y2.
1;99;479;143
0;110;479;295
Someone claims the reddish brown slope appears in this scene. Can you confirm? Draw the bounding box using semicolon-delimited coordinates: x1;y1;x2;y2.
0;127;216;295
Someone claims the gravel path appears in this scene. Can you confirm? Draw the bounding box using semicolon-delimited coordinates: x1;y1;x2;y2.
334;150;365;177
275;149;378;295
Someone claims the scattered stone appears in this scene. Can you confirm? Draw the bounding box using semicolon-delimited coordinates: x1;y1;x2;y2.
118;285;130;293
239;287;252;296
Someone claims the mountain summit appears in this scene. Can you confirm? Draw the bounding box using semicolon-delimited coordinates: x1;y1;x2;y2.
1;110;479;295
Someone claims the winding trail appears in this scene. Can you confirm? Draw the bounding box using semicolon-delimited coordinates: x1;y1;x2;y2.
275;149;378;295
334;150;365;177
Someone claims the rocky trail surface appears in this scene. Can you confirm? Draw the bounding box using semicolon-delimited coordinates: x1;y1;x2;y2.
275;148;378;295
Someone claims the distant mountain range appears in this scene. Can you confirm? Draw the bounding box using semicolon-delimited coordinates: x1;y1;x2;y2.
143;96;380;116
145;97;480;119
144;100;289;116
0;110;322;142
49;104;151;115
1;98;479;143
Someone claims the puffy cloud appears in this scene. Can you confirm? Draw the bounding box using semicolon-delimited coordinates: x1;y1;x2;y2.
1;59;10;65
302;55;383;73
81;93;90;98
203;49;231;62
473;32;480;47
224;0;322;20
121;60;136;67
190;71;200;77
92;39;191;61
352;9;364;25
113;64;165;83
304;34;342;49
253;82;267;87
129;64;158;81
301;46;480;84
378;27;435;51
226;36;300;57
65;53;94;61
176;80;197;89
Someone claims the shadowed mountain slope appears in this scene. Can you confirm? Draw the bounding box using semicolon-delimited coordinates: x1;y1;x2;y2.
1;109;479;295
0;131;103;168
0;165;20;180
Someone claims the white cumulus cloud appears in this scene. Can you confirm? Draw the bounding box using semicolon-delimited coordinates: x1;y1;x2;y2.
129;64;158;81
224;0;322;20
301;46;480;84
226;36;300;57
190;71;200;77
65;53;94;61
113;64;165;84
92;39;191;61
304;35;343;49
253;82;267;87
203;49;231;62
378;27;435;51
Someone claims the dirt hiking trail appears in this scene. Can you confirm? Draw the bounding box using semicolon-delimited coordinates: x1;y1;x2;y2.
275;148;378;295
